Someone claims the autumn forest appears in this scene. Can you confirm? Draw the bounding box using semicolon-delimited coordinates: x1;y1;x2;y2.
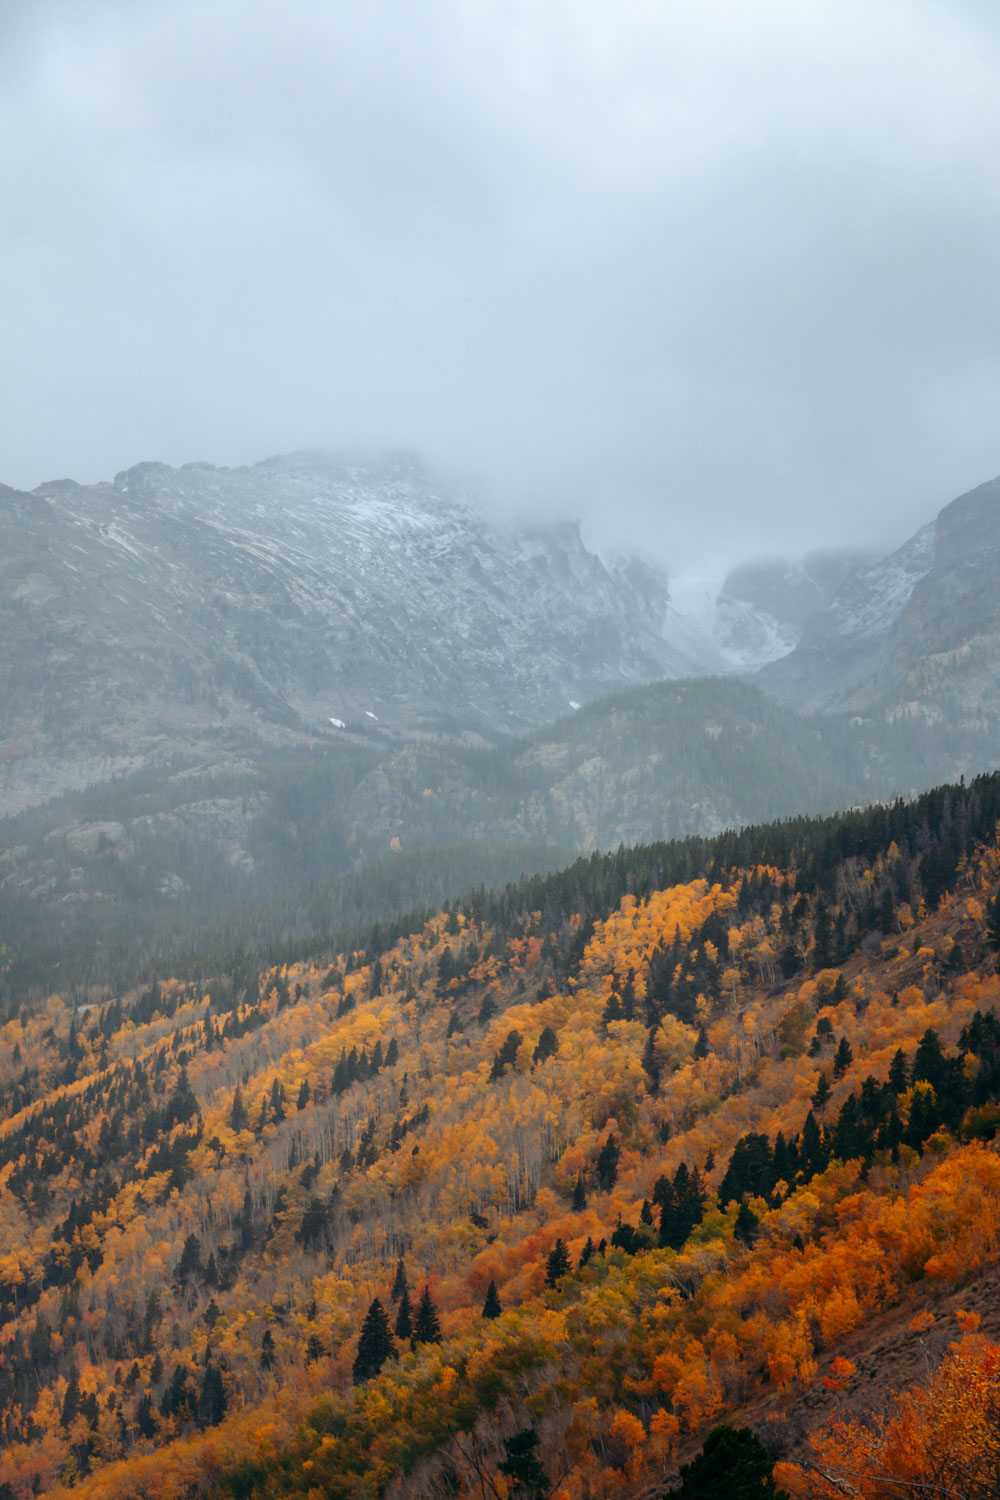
2;777;1000;1497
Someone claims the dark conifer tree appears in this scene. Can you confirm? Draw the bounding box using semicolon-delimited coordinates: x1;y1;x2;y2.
168;1065;199;1127
674;1424;788;1499
61;1368;80;1428
498;1427;549;1500
812;904;835;971
391;1256;408;1302
352;1299;395;1383
135;1393;158;1439
394;1287;413;1340
595;1133;620;1190
833;1037;853;1079
811;1072;832;1112
481;1280;502;1319
198;1362;227;1428
799;1110;828;1177
544;1239;571;1287
888;1048;909;1094
734;1199;760;1246
620;970;636;1021
912;1028;946;1090
641;1027;662;1093
412;1285;442;1346
175;1234;203;1288
229;1084;248;1132
533;1025;558;1064
602;992;624;1026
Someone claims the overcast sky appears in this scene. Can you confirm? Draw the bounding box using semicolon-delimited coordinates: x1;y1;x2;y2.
3;0;1000;588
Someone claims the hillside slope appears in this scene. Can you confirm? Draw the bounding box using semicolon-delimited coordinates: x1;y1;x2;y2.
2;675;985;996
2;778;1000;1497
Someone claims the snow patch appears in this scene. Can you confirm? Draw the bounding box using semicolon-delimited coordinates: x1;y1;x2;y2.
365;710;378;720
328;717;345;729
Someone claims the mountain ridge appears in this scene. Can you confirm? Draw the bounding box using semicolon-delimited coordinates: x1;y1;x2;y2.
1;450;718;816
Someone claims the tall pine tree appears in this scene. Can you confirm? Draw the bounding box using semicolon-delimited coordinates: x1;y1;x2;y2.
352;1299;395;1383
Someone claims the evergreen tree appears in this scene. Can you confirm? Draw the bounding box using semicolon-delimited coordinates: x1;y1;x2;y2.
811;1072;832;1112
498;1427;549;1499
620;970;637;1020
135;1393;158;1439
229;1084;248;1132
888;1048;909;1093
671;1424;788;1499
490;1030;523;1081
799;1110;829;1177
167;1065;199;1127
734;1199;760;1246
641;1027;662;1093
833;1037;853;1079
61;1368;80;1428
595;1133;620;1190
717;1134;774;1206
693;1025;709;1059
812;903;835;971
912;1027;946;1090
412;1285;442;1346
779;942;802;979
394;1287;413;1340
161;1364;197;1423
602;991;624;1026
198;1362;227;1428
571;1174;587;1212
482;1280;502;1319
352;1299;395;1383
545;1239;571;1287
175;1233;203;1288
260;1329;276;1370
533;1025;559;1064
391;1256;408;1302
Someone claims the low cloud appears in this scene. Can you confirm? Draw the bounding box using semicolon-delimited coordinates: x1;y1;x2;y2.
3;0;1000;579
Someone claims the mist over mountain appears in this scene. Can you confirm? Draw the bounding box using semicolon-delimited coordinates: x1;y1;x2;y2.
5;452;1000;997
759;475;1000;735
698;548;876;673
0;450;721;818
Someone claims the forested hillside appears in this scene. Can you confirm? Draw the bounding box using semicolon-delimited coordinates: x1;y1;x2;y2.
2;777;1000;1497
3;673;985;999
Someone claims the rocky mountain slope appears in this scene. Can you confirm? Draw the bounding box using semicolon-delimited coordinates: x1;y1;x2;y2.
760;475;1000;733
704;548;874;672
0;451;718;816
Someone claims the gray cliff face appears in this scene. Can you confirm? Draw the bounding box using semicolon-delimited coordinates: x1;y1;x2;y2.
0;450;716;814
760;475;1000;730
701;549;874;672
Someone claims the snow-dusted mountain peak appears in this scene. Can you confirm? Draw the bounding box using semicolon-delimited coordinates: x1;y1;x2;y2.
4;449;719;812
